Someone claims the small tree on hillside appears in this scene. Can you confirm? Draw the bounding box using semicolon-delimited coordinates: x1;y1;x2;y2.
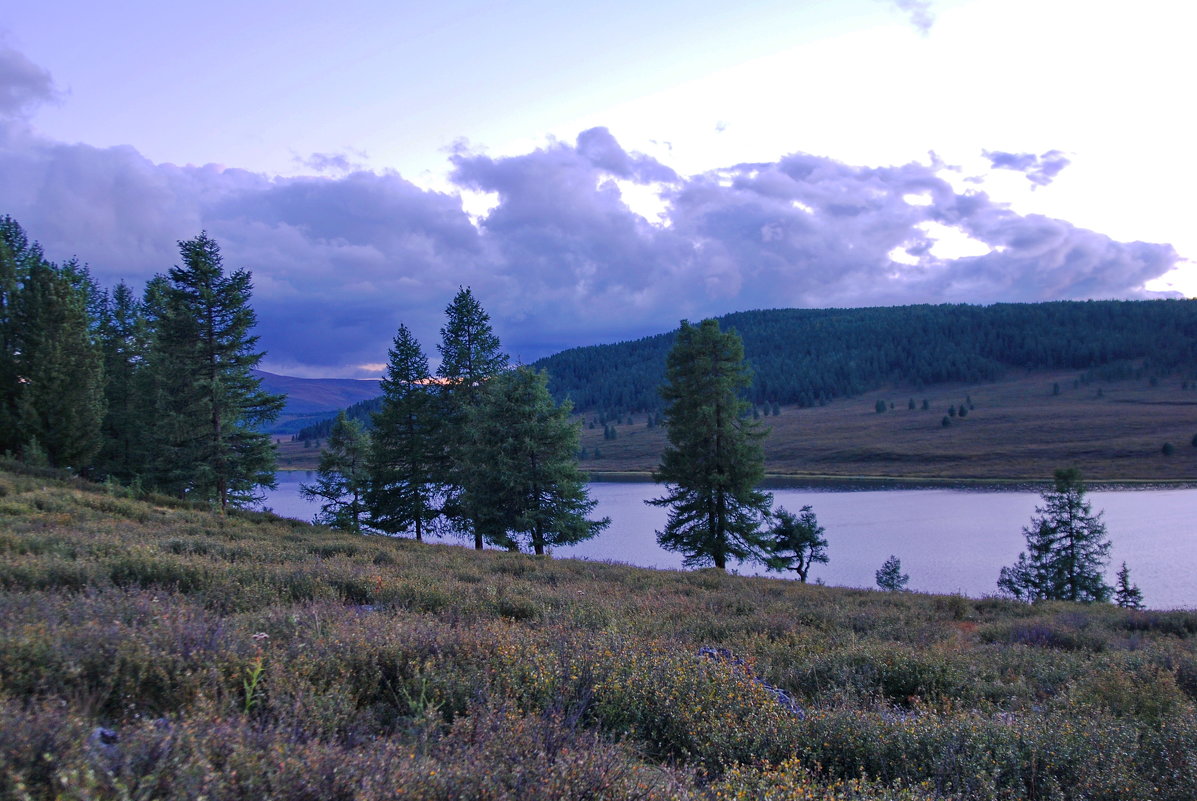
997;468;1112;603
876;555;909;591
301;412;371;533
765;505;828;582
1113;562;1145;610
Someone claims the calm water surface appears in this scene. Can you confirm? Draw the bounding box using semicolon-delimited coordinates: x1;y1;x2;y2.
265;472;1197;609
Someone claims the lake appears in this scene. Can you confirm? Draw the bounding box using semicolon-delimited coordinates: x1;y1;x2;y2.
264;472;1197;609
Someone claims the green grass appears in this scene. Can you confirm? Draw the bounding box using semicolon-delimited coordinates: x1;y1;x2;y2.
2;463;1196;799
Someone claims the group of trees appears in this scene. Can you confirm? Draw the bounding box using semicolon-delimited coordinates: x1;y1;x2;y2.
302;288;609;554
649;317;1143;606
0;216;282;508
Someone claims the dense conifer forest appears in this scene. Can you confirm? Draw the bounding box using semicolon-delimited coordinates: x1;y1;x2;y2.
533;300;1197;415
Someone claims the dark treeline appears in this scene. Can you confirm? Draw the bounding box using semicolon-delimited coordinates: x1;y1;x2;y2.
532;300;1197;414
294;396;384;442
0;216;283;508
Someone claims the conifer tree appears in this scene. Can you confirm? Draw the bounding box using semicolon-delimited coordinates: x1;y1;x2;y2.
765;505;828;582
876;555;909;591
144;233;284;509
462;366;608;554
998;468;1112;602
301;412;371;533
1113;562;1145;609
13;257;105;470
436;287;508;548
0;216;35;455
97;281;146;481
647;319;772;569
368;324;440;541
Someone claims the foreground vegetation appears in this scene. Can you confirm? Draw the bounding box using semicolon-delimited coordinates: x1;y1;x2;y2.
3;464;1197;799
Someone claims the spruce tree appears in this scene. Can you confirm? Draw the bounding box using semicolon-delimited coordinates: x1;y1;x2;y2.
436;287;508;548
144;233;284;509
647;319;773;569
367;324;440;541
462;366;608;555
997;468;1112;602
301;412;371;533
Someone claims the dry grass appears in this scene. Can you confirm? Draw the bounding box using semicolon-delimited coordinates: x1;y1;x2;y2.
579;371;1197;482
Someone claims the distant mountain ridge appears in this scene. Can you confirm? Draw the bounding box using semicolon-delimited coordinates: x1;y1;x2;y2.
253;370;382;434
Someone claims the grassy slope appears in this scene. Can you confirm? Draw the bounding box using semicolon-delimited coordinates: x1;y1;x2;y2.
578;371;1197;482
2;465;1197;799
277;371;1197;480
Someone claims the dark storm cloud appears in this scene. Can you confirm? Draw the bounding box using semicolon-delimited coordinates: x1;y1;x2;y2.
0;44;58;118
0;48;1179;375
984;149;1071;186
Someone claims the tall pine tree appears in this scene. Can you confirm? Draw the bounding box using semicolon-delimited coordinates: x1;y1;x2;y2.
436;287;508;548
647;319;773;569
0;216;32;456
462;366;608;555
144;233;284;509
367;324;440;541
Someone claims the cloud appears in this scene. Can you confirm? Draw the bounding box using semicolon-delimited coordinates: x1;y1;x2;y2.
0;49;1179;376
0;43;58;119
983;149;1072;187
294;149;369;175
885;0;936;34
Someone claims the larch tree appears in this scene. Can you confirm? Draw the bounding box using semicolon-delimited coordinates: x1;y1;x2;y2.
875;555;909;591
1113;562;1145;609
97;281;146;481
145;233;284;509
436;287;509;548
997;468;1112;603
647;318;773;569
301;412;371;533
765;505;828;582
367;324;440;541
462;366;608;555
13;255;105;471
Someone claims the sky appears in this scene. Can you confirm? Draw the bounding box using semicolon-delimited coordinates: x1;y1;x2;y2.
1;0;1193;377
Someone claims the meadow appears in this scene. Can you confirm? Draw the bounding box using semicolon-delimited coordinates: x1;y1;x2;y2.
2;462;1197;799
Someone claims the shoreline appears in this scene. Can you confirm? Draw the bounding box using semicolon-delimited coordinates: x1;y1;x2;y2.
275;466;1197;491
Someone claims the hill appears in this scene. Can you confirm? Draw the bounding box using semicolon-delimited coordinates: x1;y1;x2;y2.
2;462;1196;799
253;370;382;434
532;299;1197;415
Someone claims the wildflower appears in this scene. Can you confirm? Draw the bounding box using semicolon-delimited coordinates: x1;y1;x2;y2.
252;632;270;641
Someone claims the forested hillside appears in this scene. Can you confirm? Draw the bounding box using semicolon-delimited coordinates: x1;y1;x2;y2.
533;300;1197;414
